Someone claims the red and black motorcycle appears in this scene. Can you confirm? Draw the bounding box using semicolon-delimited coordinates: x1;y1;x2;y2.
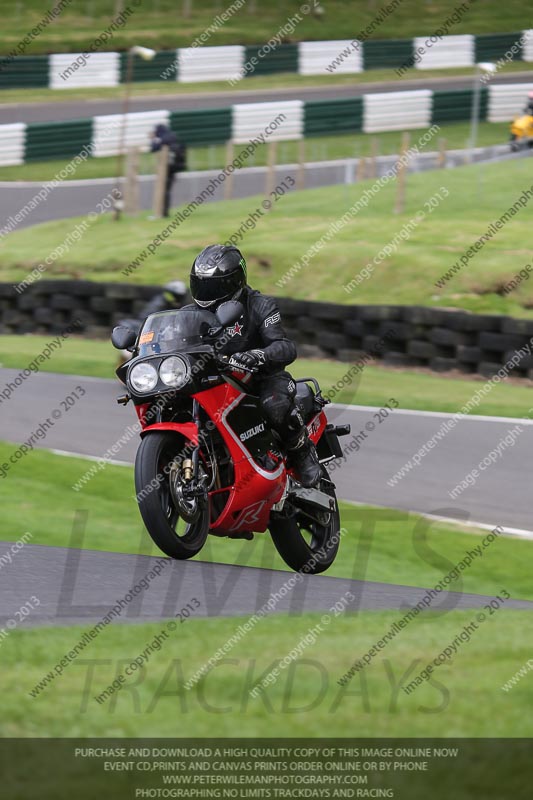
111;300;350;574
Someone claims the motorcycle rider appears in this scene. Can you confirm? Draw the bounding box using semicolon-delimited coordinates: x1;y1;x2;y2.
189;244;321;488
141;280;188;319
118;280;188;334
525;91;533;116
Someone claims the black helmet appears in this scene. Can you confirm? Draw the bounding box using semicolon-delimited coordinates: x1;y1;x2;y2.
190;244;247;308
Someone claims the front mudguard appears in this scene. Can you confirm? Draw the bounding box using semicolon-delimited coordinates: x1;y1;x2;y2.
140;422;199;446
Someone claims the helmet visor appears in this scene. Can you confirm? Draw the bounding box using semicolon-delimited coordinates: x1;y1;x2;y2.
190;271;242;305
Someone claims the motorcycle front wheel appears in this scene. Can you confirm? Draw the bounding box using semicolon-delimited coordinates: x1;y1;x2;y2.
134;432;209;559
268;467;341;574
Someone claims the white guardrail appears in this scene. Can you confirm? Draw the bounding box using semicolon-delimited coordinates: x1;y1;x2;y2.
5;30;532;90
1;84;533;167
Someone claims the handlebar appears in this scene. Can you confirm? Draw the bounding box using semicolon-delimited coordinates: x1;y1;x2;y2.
215;354;258;374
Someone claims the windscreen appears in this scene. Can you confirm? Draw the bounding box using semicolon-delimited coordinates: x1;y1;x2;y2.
137;307;217;356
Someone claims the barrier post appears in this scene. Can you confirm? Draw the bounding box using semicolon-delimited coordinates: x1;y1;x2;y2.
438;137;447;168
124;147;140;215
265;140;277;208
296;139;306;190
224;141;234;200
152;145;169;218
394;132;410;214
369;136;379;178
356;156;367;181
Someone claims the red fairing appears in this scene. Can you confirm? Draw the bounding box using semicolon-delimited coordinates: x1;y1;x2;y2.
135;403;150;428
193;381;286;533
140;422;199;445
133;376;324;535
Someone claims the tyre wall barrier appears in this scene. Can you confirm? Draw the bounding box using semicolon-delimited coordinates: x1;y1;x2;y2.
1;281;533;380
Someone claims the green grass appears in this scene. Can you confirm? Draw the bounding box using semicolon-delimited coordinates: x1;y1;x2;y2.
3;610;533;737
3;158;533;316
2;440;532;741
0;121;510;182
0;334;116;378
2;334;533;416
1;442;531;601
1;0;528;55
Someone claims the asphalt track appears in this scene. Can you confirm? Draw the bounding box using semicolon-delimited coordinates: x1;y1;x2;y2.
1;367;532;625
1;543;532;628
1;368;532;531
3;71;533;125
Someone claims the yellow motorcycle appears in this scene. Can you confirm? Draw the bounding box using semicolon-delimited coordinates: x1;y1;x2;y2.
510;114;533;151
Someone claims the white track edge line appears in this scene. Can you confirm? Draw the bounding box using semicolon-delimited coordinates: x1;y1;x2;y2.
49;448;131;467
342;498;533;541
48;448;533;540
330;403;533;425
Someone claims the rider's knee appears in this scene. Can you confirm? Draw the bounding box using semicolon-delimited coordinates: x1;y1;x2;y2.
260;393;292;431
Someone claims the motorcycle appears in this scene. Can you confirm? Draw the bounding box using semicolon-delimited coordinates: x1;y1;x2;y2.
111;300;350;574
510;114;533;151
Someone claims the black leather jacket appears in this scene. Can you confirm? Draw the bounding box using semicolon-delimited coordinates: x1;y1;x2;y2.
188;287;296;375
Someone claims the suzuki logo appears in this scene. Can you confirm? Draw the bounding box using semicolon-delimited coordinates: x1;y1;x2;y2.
239;422;265;442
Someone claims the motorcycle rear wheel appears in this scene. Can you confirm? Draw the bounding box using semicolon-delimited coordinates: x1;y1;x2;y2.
268;467;341;574
135;432;209;560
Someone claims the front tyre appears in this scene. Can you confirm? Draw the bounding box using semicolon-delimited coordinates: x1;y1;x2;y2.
268;467;341;574
135;432;209;559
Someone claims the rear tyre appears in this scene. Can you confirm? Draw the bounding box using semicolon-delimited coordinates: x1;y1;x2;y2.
135;432;209;559
269;467;341;574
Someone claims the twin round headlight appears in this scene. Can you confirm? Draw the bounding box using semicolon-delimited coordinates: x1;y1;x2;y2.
129;357;190;393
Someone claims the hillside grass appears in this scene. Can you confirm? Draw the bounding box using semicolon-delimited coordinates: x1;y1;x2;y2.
1;0;528;54
2;158;533;315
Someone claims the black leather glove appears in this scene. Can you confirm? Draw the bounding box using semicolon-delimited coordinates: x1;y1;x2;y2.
228;349;266;372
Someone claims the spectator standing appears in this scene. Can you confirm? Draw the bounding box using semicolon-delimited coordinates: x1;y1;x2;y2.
150;124;187;217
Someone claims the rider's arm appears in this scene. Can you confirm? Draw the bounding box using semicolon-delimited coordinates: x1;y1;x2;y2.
253;295;297;369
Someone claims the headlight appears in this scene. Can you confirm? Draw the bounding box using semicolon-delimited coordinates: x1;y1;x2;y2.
159;356;190;388
129;362;158;393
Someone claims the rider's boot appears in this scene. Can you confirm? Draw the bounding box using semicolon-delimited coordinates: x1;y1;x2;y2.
287;429;321;488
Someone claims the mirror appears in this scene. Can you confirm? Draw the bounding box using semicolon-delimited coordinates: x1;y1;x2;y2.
216;300;244;328
111;325;137;351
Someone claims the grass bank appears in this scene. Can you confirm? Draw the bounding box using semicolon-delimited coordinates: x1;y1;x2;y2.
1;442;531;600
1;335;533;416
2;159;533;315
2;0;527;54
